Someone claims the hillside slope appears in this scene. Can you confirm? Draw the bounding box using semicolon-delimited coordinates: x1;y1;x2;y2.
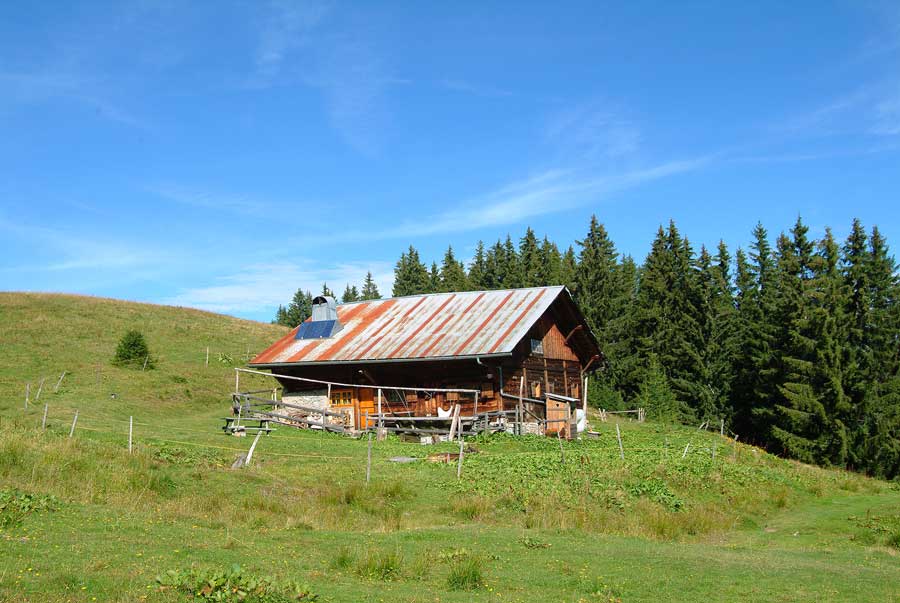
0;293;898;602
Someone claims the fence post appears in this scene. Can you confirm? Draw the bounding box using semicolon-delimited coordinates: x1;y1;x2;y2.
206;347;209;367
245;431;263;465
456;437;465;479
142;356;149;371
682;442;691;458
128;416;133;454
234;368;240;394
42;404;48;430
518;376;525;436
615;423;625;460
25;382;30;409
556;429;565;464
366;432;373;485
54;371;66;393
35;377;45;401
720;418;724;437
69;410;78;438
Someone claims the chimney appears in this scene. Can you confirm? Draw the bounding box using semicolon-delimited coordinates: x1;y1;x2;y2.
295;296;343;339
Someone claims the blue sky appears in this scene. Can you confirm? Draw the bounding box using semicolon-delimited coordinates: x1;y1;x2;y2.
1;1;899;321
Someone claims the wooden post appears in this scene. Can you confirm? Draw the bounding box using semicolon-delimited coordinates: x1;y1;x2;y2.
69;410;78;438
25;382;29;410
128;416;133;454
205;347;209;367
615;423;624;460
35;377;45;401
720;418;724;436
41;404;48;430
245;430;263;465
377;388;382;426
364;410;369;432
142;356;149;371
366;432;373;485
518;375;525;436
448;404;459;441
234;369;240;394
682;442;691;458
473;391;479;416
54;371;67;393
556;429;565;464
456;437;464;479
582;375;589;421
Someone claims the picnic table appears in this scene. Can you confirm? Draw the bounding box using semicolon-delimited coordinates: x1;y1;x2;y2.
221;416;274;435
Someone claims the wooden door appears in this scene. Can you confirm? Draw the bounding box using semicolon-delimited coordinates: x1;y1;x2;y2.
546;399;569;437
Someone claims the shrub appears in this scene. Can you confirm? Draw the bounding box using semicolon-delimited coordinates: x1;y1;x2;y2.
0;488;59;528
113;329;154;368
355;547;403;581
156;564;317;601
446;556;485;591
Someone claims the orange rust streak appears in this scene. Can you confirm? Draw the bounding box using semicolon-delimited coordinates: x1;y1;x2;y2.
487;288;547;353
418;332;447;358
452;291;515;356
251;327;300;364
387;294;455;358
337;302;370;323
317;299;397;360
286;339;327;362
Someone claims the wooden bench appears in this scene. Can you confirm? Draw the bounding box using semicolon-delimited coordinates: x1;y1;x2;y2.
221;417;274;435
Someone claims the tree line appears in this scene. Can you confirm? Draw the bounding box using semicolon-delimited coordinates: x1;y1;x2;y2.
274;216;899;478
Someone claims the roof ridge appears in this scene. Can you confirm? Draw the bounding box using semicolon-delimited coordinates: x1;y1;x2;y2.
336;285;566;307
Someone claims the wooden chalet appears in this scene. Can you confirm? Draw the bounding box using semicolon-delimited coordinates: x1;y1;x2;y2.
248;286;602;438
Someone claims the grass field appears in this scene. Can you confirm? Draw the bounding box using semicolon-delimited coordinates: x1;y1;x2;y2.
1;293;898;602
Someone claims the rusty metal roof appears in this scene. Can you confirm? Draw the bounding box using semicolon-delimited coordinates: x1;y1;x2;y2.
251;286;569;366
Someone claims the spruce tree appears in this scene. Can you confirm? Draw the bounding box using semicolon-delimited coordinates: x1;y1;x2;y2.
519;227;541;287
277;289;313;327
500;235;524;288
341;284;360;303
392;246;430;296
428;262;440;293
537;237;563;286
468;241;488;289
439;246;469;292
360;271;381;300
561;245;578;293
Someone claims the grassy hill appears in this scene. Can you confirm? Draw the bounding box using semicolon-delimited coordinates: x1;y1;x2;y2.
1;293;898;602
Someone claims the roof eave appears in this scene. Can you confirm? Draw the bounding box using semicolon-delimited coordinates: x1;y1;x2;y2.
248;351;514;369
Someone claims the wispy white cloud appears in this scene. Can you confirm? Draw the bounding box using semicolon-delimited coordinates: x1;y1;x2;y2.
0;71;145;128
0;215;170;274
254;0;330;80
149;184;275;217
162;260;394;313
544;101;642;161
250;1;406;155
376;158;710;238
438;79;514;98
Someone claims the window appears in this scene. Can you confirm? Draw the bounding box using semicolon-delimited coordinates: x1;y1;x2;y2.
530;338;544;355
330;389;353;406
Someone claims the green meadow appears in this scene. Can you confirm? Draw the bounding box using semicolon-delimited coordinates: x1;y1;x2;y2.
1;293;898;602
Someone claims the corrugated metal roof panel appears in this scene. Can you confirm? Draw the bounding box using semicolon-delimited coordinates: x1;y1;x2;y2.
250;286;566;365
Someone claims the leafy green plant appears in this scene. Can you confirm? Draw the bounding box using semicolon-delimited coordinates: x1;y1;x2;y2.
113;329;154;368
520;535;551;549
355;547;403;581
156;564;317;601
446;555;485;591
0;488;59;528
